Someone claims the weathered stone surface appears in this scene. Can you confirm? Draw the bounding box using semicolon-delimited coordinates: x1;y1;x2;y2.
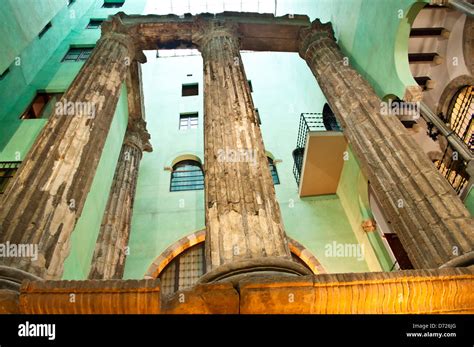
0;289;20;314
112;12;310;52
161;282;239;314
240;268;474;314
298;20;474;269
193;19;310;280
19;279;161;314
88;119;151;280
0;29;142;280
16;268;474;314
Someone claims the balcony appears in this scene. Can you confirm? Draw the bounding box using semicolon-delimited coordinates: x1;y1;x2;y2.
292;110;346;197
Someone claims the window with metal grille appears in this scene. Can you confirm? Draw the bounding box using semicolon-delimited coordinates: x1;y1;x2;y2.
0;162;21;194
268;157;280;185
62;47;94;62
159;243;205;296
38;21;52;38
102;1;124;8
181;83;199;96
446;85;473;151
86;19;104;29
20;92;63;119
170;160;204;192
179;113;198;130
158;242;312;296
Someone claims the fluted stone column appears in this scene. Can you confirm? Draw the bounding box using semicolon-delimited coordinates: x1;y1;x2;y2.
0;18;146;286
299;20;474;269
88;119;151;279
193;20;311;282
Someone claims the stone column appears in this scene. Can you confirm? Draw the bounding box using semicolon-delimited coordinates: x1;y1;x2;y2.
193;19;311;283
88;118;151;280
0;17;146;284
299;20;474;269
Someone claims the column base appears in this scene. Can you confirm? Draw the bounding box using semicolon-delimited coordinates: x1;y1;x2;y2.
197;257;313;285
0;265;43;313
440;251;474;268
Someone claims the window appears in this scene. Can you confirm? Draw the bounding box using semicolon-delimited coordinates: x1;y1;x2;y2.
268;157;280;185
170;160;204;192
158;240;312;296
38;22;52;38
86;19;104;29
20;92;63;120
179;113;198;130
62;47;94;62
159;243;205;296
0;68;10;81
248;80;253;92
446;85;473;151
182;83;199;97
102;1;124;8
0;162;21;194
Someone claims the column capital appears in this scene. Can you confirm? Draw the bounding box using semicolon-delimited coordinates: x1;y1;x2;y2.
125;118;152;153
101;15;147;64
298;19;335;59
192;17;240;52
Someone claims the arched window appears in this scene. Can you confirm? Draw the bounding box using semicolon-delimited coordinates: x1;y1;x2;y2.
268;157;280;185
157;241;317;297
170;160;204;192
446;85;473;151
159;243;205;296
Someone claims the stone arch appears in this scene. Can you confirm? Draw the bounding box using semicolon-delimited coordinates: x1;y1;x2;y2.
393;1;427;100
144;230;325;278
169;153;203;168
144;229;206;279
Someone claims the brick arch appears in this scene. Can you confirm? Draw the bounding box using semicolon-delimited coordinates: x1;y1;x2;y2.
170;153;203;167
144;229;206;279
144;230;325;278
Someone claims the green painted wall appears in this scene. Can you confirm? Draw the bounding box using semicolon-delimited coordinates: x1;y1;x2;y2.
0;0;146;158
0;0;147;280
63;84;129;280
124;50;370;279
0;0;69;74
336;147;394;271
314;0;429;99
4;0;459;280
465;186;474;216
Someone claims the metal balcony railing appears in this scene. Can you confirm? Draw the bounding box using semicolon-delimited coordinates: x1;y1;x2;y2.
292;112;342;186
435;144;469;194
421;102;472;196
